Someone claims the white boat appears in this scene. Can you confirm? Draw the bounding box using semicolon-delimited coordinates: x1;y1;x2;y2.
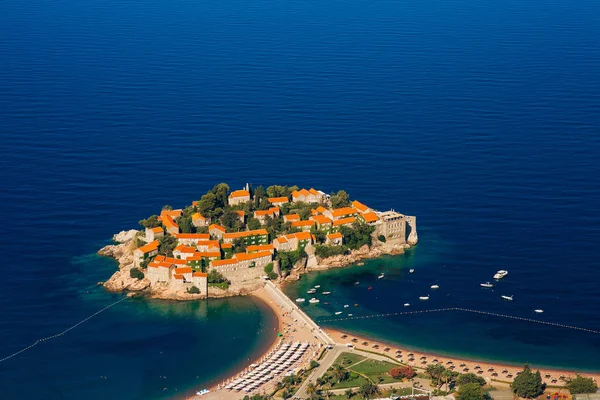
348;314;353;317
322;291;332;295
307;289;316;294
335;311;342;315
501;295;513;301
494;270;508;280
409;269;415;273
343;304;349;308
309;298;320;304
480;282;494;288
295;298;305;303
404;303;410;307
534;309;544;313
378;273;385;279
196;389;210;396
419;296;430;300
314;285;321;289
431;284;439;289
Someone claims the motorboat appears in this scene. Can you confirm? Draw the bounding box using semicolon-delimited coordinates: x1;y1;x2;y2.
322;291;331;295
196;389;210;396
378;273;384;279
534;309;544;313
480;282;494;288
354;303;359;307
501;295;513;301
309;298;320;304
344;304;349;308
295;298;305;303
307;289;316;294
368;286;373;290
348;314;353;317
404;303;410;307
419;295;430;300
354;281;360;285
431;285;439;289
314;285;321;289
409;269;415;273
335;311;342;315
494;270;508;280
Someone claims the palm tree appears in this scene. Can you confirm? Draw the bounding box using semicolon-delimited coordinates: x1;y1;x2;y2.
333;365;349;383
358;382;380;399
441;370;455;391
345;388;354;399
306;382;320;400
326;391;334;400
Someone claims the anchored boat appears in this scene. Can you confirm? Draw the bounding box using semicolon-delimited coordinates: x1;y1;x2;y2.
480;282;494;288
378;273;384;279
295;298;305;303
419;295;430;300
494;270;508;280
309;298;320;304
430;285;439;289
501;295;513;301
307;288;316;294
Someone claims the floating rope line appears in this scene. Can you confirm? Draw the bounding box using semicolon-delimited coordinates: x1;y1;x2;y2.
319;307;600;335
0;296;128;364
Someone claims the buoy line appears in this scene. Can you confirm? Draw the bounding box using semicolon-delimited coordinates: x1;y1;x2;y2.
319;307;600;335
0;296;128;364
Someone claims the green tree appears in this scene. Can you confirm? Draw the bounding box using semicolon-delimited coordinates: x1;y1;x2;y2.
510;365;544;399
332;365;348;383
178;215;194;233
426;364;447;387
457;373;486;387
210;183;230;208
264;263;278;280
357;382;380;399
197;192;218;218
330;190;350;208
377;234;386;243
207;269;229;284
566;375;598;394
339;221;375;250
456;383;489;400
247;217;262;230
309;360;319;369
306;382;320;400
162;204;173;210
253;185;266;208
130;268;144;280
220;209;241;231
232;238;246;253
187;286;200;294
139;215;161;228
266;185;286;198
441;369;456;391
158;235;177;256
345;388;354;399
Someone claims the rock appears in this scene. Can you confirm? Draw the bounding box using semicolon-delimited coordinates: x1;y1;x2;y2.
103;268;150;292
113;229;138;243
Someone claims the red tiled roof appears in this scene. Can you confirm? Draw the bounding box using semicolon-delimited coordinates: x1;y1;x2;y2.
174;244;196;253
220;243;232;249
223;229;268;239
327;232;343;239
352;200;370;213
210;258;238;267
361;211;379;223
175;233;210;240
246;244;274;253
229;190;250;198
333;217;356;226
283;214;300;221
268;197;288;203
234;251;272;261
173;274;184;280
310;215;332;224
293;231;312;241
137;240;159;253
193;272;207;277
209;224;226;232
174;267;192;274
331;207;358;218
150;227;163;233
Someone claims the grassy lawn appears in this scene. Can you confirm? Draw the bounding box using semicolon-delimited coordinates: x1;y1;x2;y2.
334;352;366;366
351;359;398;375
208;282;229;289
328;372;369;389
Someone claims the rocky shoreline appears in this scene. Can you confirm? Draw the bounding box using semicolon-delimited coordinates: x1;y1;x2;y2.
99;231;412;300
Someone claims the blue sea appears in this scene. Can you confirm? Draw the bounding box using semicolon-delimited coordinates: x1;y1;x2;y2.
1;0;600;398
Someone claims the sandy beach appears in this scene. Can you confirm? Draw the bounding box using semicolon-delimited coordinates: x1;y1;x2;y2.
325;328;600;387
187;285;324;400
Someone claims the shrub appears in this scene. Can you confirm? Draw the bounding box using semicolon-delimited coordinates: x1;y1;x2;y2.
130;268;144;280
264;263;278;280
207;269;229;284
390;366;416;380
510;365;544;399
310;360;319;369
566;375;598;394
314;245;347;258
390;367;404;379
187;286;200;294
456;383;489;400
457;373;486;387
378;234;386;243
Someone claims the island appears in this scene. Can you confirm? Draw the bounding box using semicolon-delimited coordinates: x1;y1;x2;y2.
99;183;418;300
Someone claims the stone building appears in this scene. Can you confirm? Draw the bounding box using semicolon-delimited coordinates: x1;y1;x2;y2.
174;233;211;245
376;210;407;242
192;213;210;227
145;227;164;242
291;188;323;203
133;240;159;267
324;207;358;221
209;224;226;240
310;214;333;231
291;220;315;231
332;216;356;231
228;189;251;205
326;232;344;246
268;197;289;206
254;207;280;224
222;229;269;245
